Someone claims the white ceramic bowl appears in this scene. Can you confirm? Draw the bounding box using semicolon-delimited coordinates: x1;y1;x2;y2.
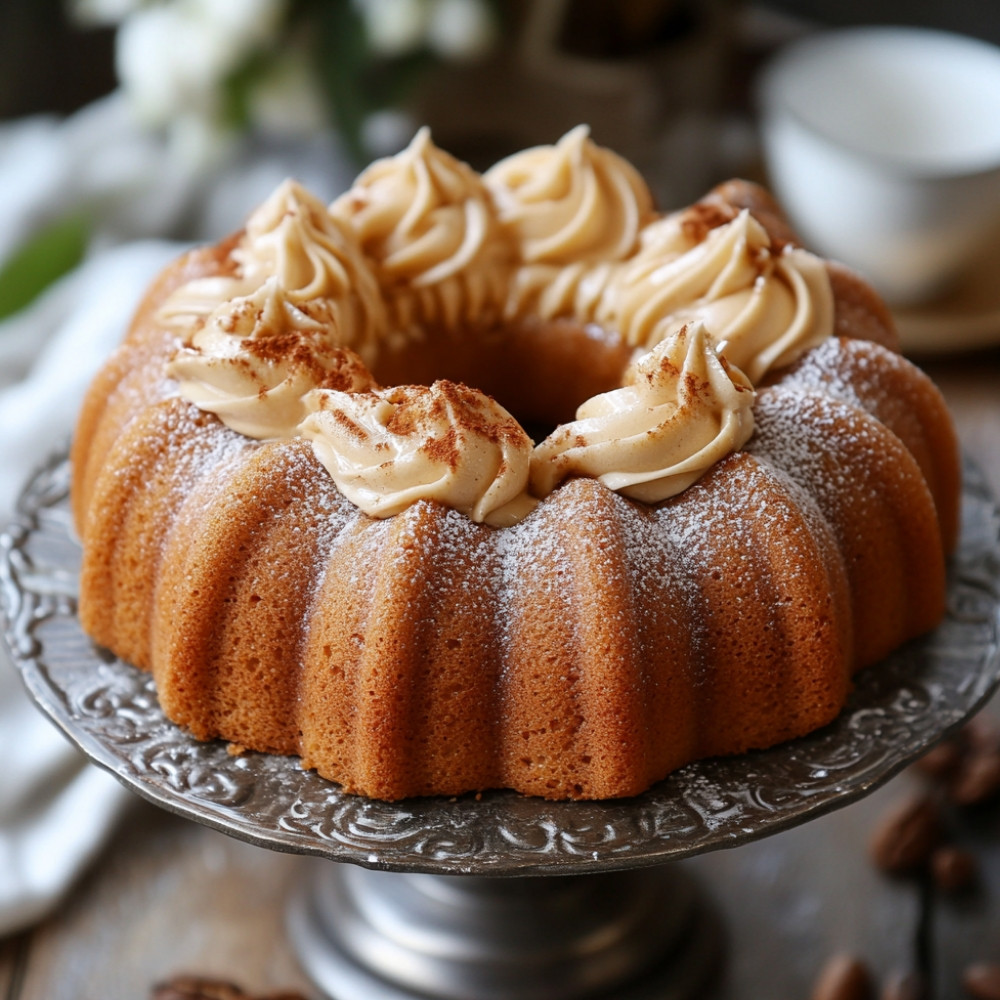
757;27;1000;305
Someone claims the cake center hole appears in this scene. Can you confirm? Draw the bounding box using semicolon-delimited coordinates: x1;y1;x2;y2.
370;320;633;442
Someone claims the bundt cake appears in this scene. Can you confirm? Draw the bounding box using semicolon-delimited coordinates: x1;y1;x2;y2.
70;126;961;801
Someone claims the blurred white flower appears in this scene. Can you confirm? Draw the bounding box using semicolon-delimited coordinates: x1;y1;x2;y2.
426;0;497;61
165;109;238;173
76;0;500;162
114;0;287;131
193;0;288;53
249;52;328;140
355;0;431;57
115;6;227;125
71;0;287;39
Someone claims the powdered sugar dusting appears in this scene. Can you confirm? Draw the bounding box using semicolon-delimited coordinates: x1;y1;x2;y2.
774;335;910;416
748;383;888;524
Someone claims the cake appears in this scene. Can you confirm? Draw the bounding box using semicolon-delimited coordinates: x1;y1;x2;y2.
70;127;961;801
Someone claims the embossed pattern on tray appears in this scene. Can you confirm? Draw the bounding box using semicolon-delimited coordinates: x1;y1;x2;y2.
2;454;999;876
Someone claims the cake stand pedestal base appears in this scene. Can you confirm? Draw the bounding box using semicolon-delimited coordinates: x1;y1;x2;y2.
287;864;720;1000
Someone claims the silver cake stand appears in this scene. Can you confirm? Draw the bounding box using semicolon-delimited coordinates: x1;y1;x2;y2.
3;454;1000;1000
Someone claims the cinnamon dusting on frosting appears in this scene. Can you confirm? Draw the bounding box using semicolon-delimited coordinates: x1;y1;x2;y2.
600;208;833;383
300;380;537;526
530;323;755;503
161;179;387;361
679;200;740;244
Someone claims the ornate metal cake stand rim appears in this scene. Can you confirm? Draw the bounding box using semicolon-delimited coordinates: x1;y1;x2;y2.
1;451;999;877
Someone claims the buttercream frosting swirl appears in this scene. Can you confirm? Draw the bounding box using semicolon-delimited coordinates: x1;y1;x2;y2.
486;125;653;265
486;126;654;322
167;281;377;439
300;381;538;526
161;179;387;363
530;323;755;503
601;209;833;383
331;127;510;334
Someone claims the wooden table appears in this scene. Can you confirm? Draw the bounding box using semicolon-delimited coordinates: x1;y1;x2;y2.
1;346;998;1000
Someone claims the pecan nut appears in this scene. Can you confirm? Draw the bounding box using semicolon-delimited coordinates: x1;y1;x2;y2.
962;963;1000;1000
869;794;944;874
931;845;977;892
949;751;1000;807
811;954;875;1000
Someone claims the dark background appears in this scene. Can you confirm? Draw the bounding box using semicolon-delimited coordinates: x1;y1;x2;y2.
0;0;116;120
3;0;1000;121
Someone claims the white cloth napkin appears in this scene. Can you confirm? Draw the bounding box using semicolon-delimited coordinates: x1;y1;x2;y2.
0;111;208;938
0;93;195;937
0;241;182;937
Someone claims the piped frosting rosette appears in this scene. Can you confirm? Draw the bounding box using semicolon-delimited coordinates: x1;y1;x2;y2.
300;381;538;527
530;323;755;502
485;124;655;322
331;127;511;337
167;281;377;439
601;206;833;384
163;180;386;436
162;179;387;365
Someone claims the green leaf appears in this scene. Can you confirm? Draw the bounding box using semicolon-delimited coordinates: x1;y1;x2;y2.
312;0;374;165
0;214;89;321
